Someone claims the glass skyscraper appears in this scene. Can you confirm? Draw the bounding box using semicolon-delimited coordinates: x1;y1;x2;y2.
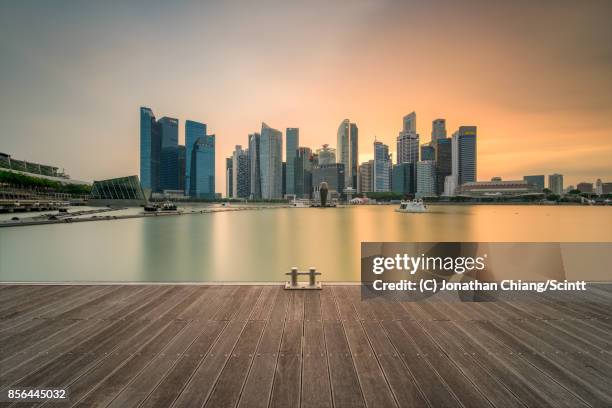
140;107;161;192
374;140;391;192
451;126;477;186
192;134;215;199
260;123;283;199
435;138;452;195
232;145;250;198
397;112;419;165
185;120;207;196
336;119;358;190
248;133;261;199
294;147;313;198
285;128;299;195
431;118;447;143
159;117;179;192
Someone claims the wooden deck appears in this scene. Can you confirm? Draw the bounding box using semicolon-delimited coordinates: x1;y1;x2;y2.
0;284;611;407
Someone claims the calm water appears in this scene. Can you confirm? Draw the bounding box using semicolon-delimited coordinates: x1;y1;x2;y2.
1;205;611;282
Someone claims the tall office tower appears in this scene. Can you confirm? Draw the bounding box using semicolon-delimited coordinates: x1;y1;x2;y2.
397;112;419;165
282;162;287;197
225;157;233;198
177;146;186;192
420;145;435;161
185;120;207;196
359;160;374;193
373;140;391;192
431;119;447;143
435;138;452;195
192;134;215;199
312;163;345;196
285;128;299;195
416;160;437;198
260;123;283;199
392;163;415;195
294;147;313;198
451;126;477;186
140;107;162;192
523;175;545;192
248;133;261;199
595;179;603;195
316;144;336;165
159;117;180;191
337;119;358;189
548;173;563;195
232;145;250;199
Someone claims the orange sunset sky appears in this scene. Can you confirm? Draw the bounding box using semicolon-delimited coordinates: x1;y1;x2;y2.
0;1;611;190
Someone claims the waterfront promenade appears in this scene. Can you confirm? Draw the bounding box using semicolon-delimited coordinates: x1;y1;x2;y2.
0;284;611;407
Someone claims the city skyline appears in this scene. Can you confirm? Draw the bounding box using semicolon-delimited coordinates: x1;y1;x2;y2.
1;1;611;188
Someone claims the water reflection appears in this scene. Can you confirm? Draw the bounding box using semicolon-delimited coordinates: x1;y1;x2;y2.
0;205;610;282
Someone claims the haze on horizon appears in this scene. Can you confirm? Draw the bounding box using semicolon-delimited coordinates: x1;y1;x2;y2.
0;0;611;188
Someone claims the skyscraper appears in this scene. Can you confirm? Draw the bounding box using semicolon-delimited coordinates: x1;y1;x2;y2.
374;140;391;192
416;160;437;198
312;163;345;197
192;134;215;198
248;133;261;199
225;157;233;198
159;117;180;192
232;145;250;198
177;145;186;192
431;119;447;143
451;126;477;186
435;138;452;195
316;144;336;165
260;123;283;199
548;174;563;195
294;147;313;198
397;112;419;164
337;119;358;189
392;163;415;195
185;120;207;196
285;128;299;195
359;160;374;193
420;145;435;161
140;107;161;192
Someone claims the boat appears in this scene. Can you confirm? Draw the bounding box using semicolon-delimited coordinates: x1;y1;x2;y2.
395;199;427;213
290;199;310;208
159;201;177;211
144;203;159;212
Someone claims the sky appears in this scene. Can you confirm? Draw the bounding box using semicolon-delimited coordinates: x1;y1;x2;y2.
0;0;611;190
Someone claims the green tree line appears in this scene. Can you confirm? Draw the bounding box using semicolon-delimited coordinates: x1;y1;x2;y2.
0;170;91;195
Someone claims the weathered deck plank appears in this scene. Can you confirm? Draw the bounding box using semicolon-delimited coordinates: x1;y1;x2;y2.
0;284;610;408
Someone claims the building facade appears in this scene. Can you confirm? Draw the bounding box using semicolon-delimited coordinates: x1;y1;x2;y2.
312;163;345;197
435;138;452;195
397;112;419;165
374;140;391;192
225;157;233;198
392;162;415;195
248;133;261;199
549;174;564;195
191;134;215;199
140;107;161;192
451;126;477;187
359;160;374;193
416;160;437;198
577;182;593;193
185;120;207;196
336;119;358;190
158;117;180;192
431;118;447;143
260;123;283;199
285;128;299;195
316;144;336;165
232;145;250;199
420;145;435;161
523;175;545;192
294;147;313;198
